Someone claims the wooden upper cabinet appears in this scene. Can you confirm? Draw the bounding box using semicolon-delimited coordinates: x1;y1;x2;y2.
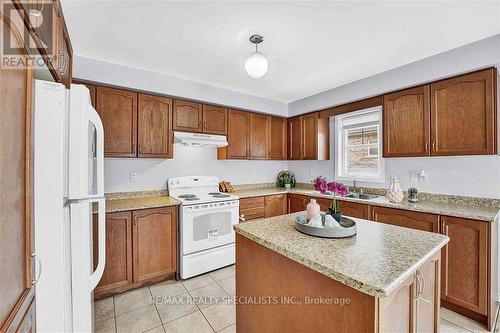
173;100;203;133
302;113;318;160
268;117;287;160
383;85;431;157
224;109;249;159
96;87;138;157
203;105;227;135
441;216;489;317
371;206;439;233
430;68;496;156
132;207;177;283
137;94;173;158
249;113;269;160
93;212;133;298
0;11;35;331
288;117;303;160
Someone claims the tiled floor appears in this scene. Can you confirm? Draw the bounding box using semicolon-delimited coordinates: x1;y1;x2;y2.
94;265;496;333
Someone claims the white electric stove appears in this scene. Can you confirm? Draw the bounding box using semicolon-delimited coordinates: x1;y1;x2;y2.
168;176;239;279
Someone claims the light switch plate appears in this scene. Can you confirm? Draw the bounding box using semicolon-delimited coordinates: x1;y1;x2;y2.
130;172;138;182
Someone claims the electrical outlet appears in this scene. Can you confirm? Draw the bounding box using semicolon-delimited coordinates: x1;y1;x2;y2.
130;172;138;182
418;169;428;183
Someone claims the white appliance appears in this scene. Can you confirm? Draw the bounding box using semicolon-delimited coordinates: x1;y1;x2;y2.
168;176;239;279
173;131;228;147
34;80;106;332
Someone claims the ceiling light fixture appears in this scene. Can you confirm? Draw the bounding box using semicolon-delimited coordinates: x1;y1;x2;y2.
245;35;268;79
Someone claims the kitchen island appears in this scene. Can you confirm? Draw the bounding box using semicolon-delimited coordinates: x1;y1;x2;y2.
234;212;449;333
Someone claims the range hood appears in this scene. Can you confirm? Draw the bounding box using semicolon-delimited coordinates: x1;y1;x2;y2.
173;131;228;148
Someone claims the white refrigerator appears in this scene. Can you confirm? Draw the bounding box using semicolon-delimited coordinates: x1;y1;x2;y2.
34;80;106;332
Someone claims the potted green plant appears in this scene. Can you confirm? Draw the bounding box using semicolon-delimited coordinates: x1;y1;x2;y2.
284;178;291;189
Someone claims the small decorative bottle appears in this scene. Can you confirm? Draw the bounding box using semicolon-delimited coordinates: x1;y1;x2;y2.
306;199;320;220
387;177;404;203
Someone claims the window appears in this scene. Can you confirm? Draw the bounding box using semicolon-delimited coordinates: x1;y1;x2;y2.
335;106;385;182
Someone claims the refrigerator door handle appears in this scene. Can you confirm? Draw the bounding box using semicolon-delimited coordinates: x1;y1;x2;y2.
90;199;106;290
87;106;104;197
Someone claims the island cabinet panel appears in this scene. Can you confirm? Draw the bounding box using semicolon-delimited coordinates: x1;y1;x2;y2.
137;94;173;158
371;206;439;233
203;105;227;135
93;212;133;298
264;195;287;218
339;201;370;220
268;117;287;160
249;113;269;160
132;207;177;283
440;216;489;320
173;99;203;133
430;68;496;156
415;254;441;333
383;85;431;157
378;274;416;332
96;87;138;157
0;16;35;331
287;117;303;160
287;194;308;213
222;109;250;159
236;234;377;333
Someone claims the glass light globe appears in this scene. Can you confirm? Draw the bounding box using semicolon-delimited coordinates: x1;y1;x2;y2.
245;51;268;78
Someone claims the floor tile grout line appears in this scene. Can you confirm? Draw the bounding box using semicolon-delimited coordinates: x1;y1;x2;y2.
198;306;217;333
112;296;117;333
440;318;474;333
217;323;235;332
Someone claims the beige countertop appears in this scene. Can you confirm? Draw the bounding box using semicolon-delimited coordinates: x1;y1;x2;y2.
100;196;180;213
235;188;500;222
234;212;449;298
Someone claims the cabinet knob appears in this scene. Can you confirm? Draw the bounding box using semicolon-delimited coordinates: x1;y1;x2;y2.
432;141;436;152
31;253;42;285
425;141;429;153
132;144;136;154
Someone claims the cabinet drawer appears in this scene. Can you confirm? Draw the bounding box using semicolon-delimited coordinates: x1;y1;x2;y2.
240;196;265;210
240;207;265;221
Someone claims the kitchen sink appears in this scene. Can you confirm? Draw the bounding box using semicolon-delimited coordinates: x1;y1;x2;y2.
345;193;380;200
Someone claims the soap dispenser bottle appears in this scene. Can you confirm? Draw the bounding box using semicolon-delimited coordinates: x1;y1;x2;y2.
306;199;320;220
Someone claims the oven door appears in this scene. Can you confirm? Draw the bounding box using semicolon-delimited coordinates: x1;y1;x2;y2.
181;200;239;255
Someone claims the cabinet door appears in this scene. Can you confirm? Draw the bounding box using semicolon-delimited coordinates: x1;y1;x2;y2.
173;99;203;133
55;15;72;88
415;254;440;333
137;94;172;158
430;68;496;156
441;216;488;316
268;117;287;160
203;105;227;135
96;87;138;157
379;275;416;333
288;194;307;213
132;207;177;283
371;206;439;232
249;113;269;160
227;109;249;159
0;11;35;332
93;212;133;298
383;85;430;157
264;195;287;217
314;197;331;212
288;117;303;160
339;201;369;219
302;113;319;160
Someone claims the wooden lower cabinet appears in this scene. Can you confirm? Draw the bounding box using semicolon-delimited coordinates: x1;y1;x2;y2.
93;211;133;298
339;201;370;219
264;195;287;217
371;206;439;232
93;207;178;299
440;216;489;324
132;207;177;283
287;194;308;213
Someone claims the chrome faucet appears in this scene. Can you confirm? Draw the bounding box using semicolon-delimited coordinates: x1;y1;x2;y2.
352;179;358;193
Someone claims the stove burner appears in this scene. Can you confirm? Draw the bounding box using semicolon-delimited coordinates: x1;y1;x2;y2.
212;194;230;198
184;197;200;201
178;194;196;198
208;192;221;195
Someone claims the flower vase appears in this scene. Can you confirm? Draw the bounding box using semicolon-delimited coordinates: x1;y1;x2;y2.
386;176;404;203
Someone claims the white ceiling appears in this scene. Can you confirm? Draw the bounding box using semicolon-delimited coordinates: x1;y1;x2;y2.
61;1;500;103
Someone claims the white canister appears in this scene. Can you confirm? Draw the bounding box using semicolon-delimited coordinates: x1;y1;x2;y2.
387;176;404;203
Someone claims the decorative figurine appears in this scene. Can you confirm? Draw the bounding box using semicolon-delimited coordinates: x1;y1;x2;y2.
408;187;419;203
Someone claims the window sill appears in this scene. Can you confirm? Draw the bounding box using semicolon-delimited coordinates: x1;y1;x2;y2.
335;176;386;184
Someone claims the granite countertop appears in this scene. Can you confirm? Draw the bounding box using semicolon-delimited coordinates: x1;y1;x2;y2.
234;212;449;298
235;188;500;222
99;196;180;213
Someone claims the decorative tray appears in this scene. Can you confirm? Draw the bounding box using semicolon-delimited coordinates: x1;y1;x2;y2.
295;214;357;238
